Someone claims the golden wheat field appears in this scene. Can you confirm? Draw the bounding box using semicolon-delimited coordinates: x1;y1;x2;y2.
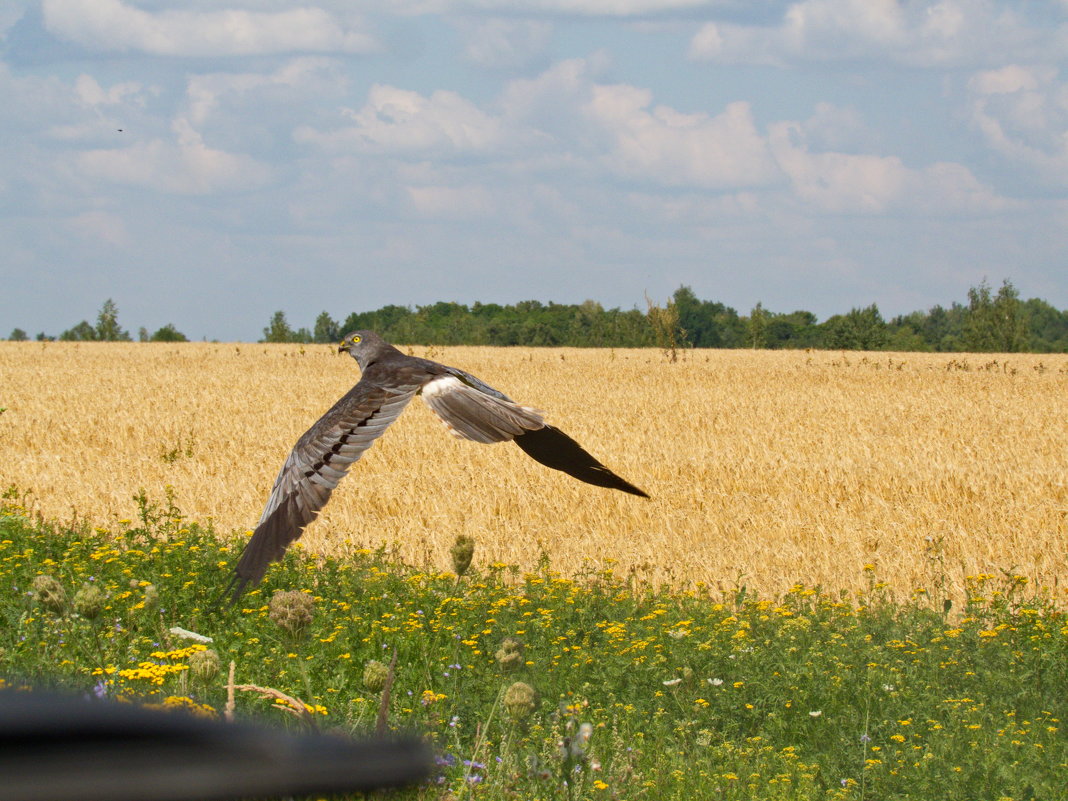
1;341;1066;600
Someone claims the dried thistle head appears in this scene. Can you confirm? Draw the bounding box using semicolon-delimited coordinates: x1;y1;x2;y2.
143;584;159;610
495;637;524;671
268;590;314;638
503;681;537;722
189;648;221;683
32;575;67;615
362;659;390;692
72;583;106;620
450;535;475;577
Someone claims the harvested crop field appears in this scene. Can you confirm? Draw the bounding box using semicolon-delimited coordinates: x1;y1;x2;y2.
2;341;1066;600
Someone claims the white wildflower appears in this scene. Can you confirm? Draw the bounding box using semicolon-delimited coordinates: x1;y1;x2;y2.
169;626;213;643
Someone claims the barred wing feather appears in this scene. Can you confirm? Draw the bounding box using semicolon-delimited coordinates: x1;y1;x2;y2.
228;383;417;601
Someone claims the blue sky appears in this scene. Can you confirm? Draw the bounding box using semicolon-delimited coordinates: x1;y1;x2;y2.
2;1;1066;341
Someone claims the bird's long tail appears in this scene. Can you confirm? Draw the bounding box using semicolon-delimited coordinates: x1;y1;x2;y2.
513;425;649;498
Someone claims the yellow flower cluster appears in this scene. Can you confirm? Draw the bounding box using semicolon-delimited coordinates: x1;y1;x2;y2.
118;662;189;685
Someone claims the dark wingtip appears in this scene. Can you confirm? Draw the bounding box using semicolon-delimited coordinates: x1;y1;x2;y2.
213;572;252;611
514;425;650;498
223;503;308;607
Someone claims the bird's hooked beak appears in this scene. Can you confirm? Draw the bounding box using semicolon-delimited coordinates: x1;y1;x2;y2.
338;339;351;354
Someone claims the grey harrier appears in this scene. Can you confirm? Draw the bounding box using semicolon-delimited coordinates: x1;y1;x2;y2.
228;331;647;601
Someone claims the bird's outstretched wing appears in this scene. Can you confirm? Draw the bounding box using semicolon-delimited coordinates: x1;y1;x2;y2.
420;367;648;498
227;381;418;603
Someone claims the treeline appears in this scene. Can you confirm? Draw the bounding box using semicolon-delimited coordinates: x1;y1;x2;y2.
10;280;1068;352
264;279;1068;353
8;299;188;343
263;300;655;348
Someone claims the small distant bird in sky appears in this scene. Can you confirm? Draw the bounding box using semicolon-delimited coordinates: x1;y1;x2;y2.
228;330;648;601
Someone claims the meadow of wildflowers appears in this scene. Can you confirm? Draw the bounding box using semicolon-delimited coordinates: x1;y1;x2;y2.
2;489;1065;800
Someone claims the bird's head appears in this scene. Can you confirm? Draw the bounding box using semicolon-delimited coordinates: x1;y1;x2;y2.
338;330;387;369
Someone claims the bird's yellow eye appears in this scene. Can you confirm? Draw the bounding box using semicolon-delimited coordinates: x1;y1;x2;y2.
352;335;361;343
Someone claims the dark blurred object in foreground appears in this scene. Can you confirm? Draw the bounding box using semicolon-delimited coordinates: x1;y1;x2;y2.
0;690;432;801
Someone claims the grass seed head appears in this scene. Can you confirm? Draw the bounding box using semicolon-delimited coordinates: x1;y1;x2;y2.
32;575;67;615
268;589;314;638
362;659;389;692
188;648;221;683
450;534;475;577
72;583;106;620
503;680;537;721
495;637;524;671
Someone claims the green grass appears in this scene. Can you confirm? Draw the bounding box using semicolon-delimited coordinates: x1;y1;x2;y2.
1;488;1066;800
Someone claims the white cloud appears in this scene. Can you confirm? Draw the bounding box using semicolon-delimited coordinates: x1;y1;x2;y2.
586;89;781;188
295;84;507;154
768;120;1007;215
967;65;1068;185
407;183;495;218
969;64;1044;96
67;210;131;247
42;0;378;56
689;0;1066;67
78;118;272;194
795;102;871;152
456;18;552;69
295;57;781;190
382;0;718;14
292;56;1009;213
74;74;147;107
185;57;346;127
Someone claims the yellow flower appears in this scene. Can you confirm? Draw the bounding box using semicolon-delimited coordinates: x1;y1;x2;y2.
420;690;447;706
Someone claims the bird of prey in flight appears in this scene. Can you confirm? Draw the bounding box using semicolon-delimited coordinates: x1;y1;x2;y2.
227;331;647;601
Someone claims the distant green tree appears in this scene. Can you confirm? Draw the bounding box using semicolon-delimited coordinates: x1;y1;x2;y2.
766;310;820;349
59;321;98;341
138;327;149;343
313;311;340;344
262;311;295;343
645;293;683;361
824;304;888;350
1023;298;1068;352
672;285;747;348
918;303;966;351
963;279;1027;352
150;324;188;342
8;328;27;341
95;298;131;341
670;286;701;346
747;303;769;349
884;311;930;351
